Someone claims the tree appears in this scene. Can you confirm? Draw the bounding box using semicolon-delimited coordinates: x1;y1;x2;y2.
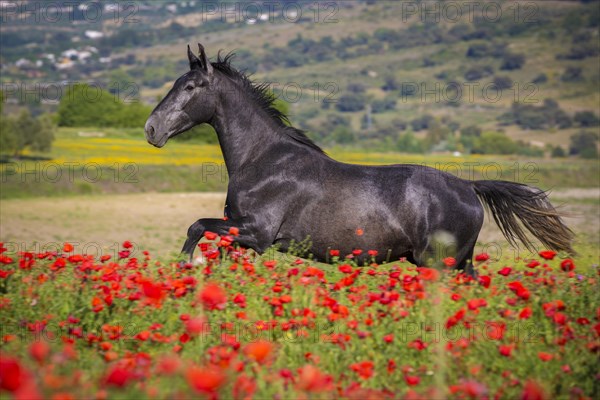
396;132;424;153
29;114;55;153
569;131;598;159
331;126;355;144
472;132;518;155
1;110;56;157
57;83;151;128
574;111;600;127
0;115;17;155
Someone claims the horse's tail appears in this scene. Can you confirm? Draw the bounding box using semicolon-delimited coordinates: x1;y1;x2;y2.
472;180;575;254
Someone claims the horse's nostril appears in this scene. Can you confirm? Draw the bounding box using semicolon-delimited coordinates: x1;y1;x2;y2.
148;125;155;135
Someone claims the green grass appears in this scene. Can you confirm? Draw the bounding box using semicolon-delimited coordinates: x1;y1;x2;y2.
1;127;598;199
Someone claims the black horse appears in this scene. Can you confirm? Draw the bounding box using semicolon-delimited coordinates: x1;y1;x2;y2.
145;44;574;272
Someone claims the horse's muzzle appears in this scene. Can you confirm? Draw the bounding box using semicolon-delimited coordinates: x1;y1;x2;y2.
144;120;167;148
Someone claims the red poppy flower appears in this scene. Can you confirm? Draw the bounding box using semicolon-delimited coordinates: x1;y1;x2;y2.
538;250;556;260
243;340;274;364
350;361;375;379
475;253;490;262
521;380;547;400
405;375;420;386
204;231;218;241
185;316;209;336
296;365;333;392
186;365;226;394
418;267;439;281
142;280;165;301
519;307;532;319
200;283;227;311
339;264;353;274
560;259;575;272
443;257;456;267
104;365;135;388
486;322;506;340
498;267;512;276
29;341;50;364
538;352;553;362
0;356;23;392
553;312;567;325
478;275;491;288
499;344;514;357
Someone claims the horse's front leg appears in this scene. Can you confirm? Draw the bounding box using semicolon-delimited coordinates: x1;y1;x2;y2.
181;218;268;261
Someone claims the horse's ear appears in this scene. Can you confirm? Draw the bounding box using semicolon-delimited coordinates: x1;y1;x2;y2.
187;44;202;70
198;43;213;75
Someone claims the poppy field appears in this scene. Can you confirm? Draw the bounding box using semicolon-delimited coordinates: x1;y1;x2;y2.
0;236;598;400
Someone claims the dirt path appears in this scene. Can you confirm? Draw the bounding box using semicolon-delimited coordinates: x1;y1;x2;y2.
1;191;597;260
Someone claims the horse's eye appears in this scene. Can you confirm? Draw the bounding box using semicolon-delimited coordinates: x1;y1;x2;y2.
185;84;194;91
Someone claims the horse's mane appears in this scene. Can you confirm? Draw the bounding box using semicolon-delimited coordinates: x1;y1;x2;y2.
211;52;325;154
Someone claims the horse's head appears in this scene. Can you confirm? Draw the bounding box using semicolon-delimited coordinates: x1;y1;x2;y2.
145;44;217;148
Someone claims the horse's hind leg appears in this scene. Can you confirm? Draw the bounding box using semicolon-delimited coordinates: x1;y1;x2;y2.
455;244;477;278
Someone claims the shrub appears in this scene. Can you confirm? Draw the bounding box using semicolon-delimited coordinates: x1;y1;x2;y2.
335;94;366;112
464;65;494;80
532;73;548;84
493;76;513;90
460;125;482;137
410;114;435;131
561;66;583;82
500;52;526;70
569;130;599;158
371;97;396;114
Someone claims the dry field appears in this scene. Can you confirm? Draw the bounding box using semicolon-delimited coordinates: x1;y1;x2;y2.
1;189;597;262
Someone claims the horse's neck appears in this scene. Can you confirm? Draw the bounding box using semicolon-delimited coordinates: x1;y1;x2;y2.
210;81;289;175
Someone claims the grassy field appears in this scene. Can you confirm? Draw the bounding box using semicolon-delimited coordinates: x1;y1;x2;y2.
1;127;598;199
0;233;598;398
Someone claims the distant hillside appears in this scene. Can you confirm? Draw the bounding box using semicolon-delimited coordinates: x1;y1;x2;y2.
1;0;599;155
